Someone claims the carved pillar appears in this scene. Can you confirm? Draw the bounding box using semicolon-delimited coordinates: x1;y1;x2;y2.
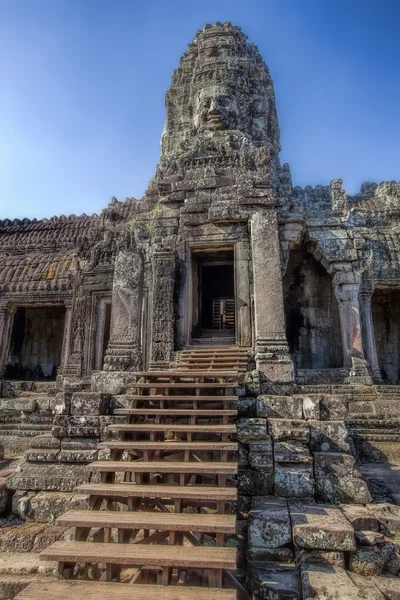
60;300;73;371
359;283;383;383
0;304;15;377
251;210;293;382
149;250;175;369
104;249;143;372
332;271;371;378
234;241;252;347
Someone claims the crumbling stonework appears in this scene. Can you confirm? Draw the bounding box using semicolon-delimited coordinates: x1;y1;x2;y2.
0;20;399;600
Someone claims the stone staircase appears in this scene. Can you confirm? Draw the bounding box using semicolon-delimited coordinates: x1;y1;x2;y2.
17;363;247;599
177;347;250;371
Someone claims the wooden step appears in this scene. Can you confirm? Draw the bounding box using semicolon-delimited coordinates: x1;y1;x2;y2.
108;424;236;433
75;483;237;502
58;510;236;533
113;408;236;416
99;441;238;451
120;395;238;403
132;371;239;377
41;540;237;570
89;461;238;475
16;581;237;600
128;383;235;389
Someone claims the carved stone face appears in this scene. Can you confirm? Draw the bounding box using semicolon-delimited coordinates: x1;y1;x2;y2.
193;85;239;132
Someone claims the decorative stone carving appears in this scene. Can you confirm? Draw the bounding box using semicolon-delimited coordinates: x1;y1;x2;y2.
103;249;143;371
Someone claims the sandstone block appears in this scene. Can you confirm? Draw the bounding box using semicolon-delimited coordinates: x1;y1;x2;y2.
57;449;97;463
302;395;321;420
367;503;400;534
340;504;379;532
247;546;294;562
301;564;383;600
309;420;351;453
32;525;70;552
0;523;47;552
237;418;268;441
347;573;386;600
290;501;356;551
314;453;372;504
236;397;256;418
349;545;386;576
7;463;90;492
274;441;313;464
248;496;291;548
0;478;9;514
71;392;110;416
257;395;302;419
61;437;98;450
320;396;348;420
373;575;400;599
247;440;273;470
296;549;345;568
30;435;61;450
275;464;314;498
52;415;100;438
29;491;89;522
238;469;273;495
35;397;51;413
91;371;138;395
25;449;60;463
355;531;385;546
269;419;310;442
0;399;36;413
49;393;70;415
244;370;260;396
250;562;302;599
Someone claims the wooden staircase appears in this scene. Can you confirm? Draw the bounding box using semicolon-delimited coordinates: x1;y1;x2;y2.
17;362;247;600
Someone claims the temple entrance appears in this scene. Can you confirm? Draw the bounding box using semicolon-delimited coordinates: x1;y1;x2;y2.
6;306;66;380
372;288;400;383
191;249;235;343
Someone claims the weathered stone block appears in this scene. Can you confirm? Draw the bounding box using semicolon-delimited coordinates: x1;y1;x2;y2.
301;564;380;600
244;370;260;396
61;437;98;450
247;546;294;562
238;469;273;495
236;397;256;418
367;503;400;534
30;436;61;450
268;419;310;442
340;504;379;532
58;449;97;463
274;464;314;498
257;395;302;419
0;399;36;413
355;531;385;546
248;496;291;548
320;396;348;420
314;453;372;504
247;440;273;470
373;575;400;598
290;501;356;551
25;449;60;463
302;395;321;420
236;418;268;441
32;525;70;552
49;393;70;415
52;416;100;438
0;523;47;552
91;371;138;395
349;546;386;576
250;562;302;599
29;491;89;522
7;463;90;492
71;392;110;416
274;441;313;464
309;420;351;453
0;478;9;514
296;549;345;568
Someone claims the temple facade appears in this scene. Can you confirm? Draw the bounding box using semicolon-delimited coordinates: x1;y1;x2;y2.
1;22;399;388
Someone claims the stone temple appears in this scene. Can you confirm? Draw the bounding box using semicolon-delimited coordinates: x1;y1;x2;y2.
0;21;399;600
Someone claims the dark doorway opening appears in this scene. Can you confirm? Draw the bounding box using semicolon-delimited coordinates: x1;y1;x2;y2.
201;264;235;329
191;249;235;341
6;306;66;380
372;288;400;383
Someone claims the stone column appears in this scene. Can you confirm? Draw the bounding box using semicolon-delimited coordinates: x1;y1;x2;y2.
235;241;252;347
103;249;143;371
149;250;175;369
332;271;371;379
359;283;383;383
0;304;14;377
251;210;293;382
60;300;73;371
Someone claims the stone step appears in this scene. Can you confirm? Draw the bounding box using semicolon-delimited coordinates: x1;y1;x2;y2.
41;540;237;570
89;460;238;475
75;482;237;503
57;509;236;533
17;581;237;600
127;382;235;389
132;371;239;378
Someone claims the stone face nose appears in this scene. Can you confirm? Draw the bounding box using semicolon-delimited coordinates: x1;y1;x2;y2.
208;99;220;114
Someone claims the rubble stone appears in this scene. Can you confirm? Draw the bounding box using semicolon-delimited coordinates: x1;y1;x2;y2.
248;496;291;548
290;501;356;551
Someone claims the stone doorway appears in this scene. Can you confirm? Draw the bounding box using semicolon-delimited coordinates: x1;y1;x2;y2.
191;249;236;344
372;288;400;383
6;305;66;380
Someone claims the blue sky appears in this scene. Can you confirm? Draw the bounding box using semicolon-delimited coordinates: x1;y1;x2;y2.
1;0;399;219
